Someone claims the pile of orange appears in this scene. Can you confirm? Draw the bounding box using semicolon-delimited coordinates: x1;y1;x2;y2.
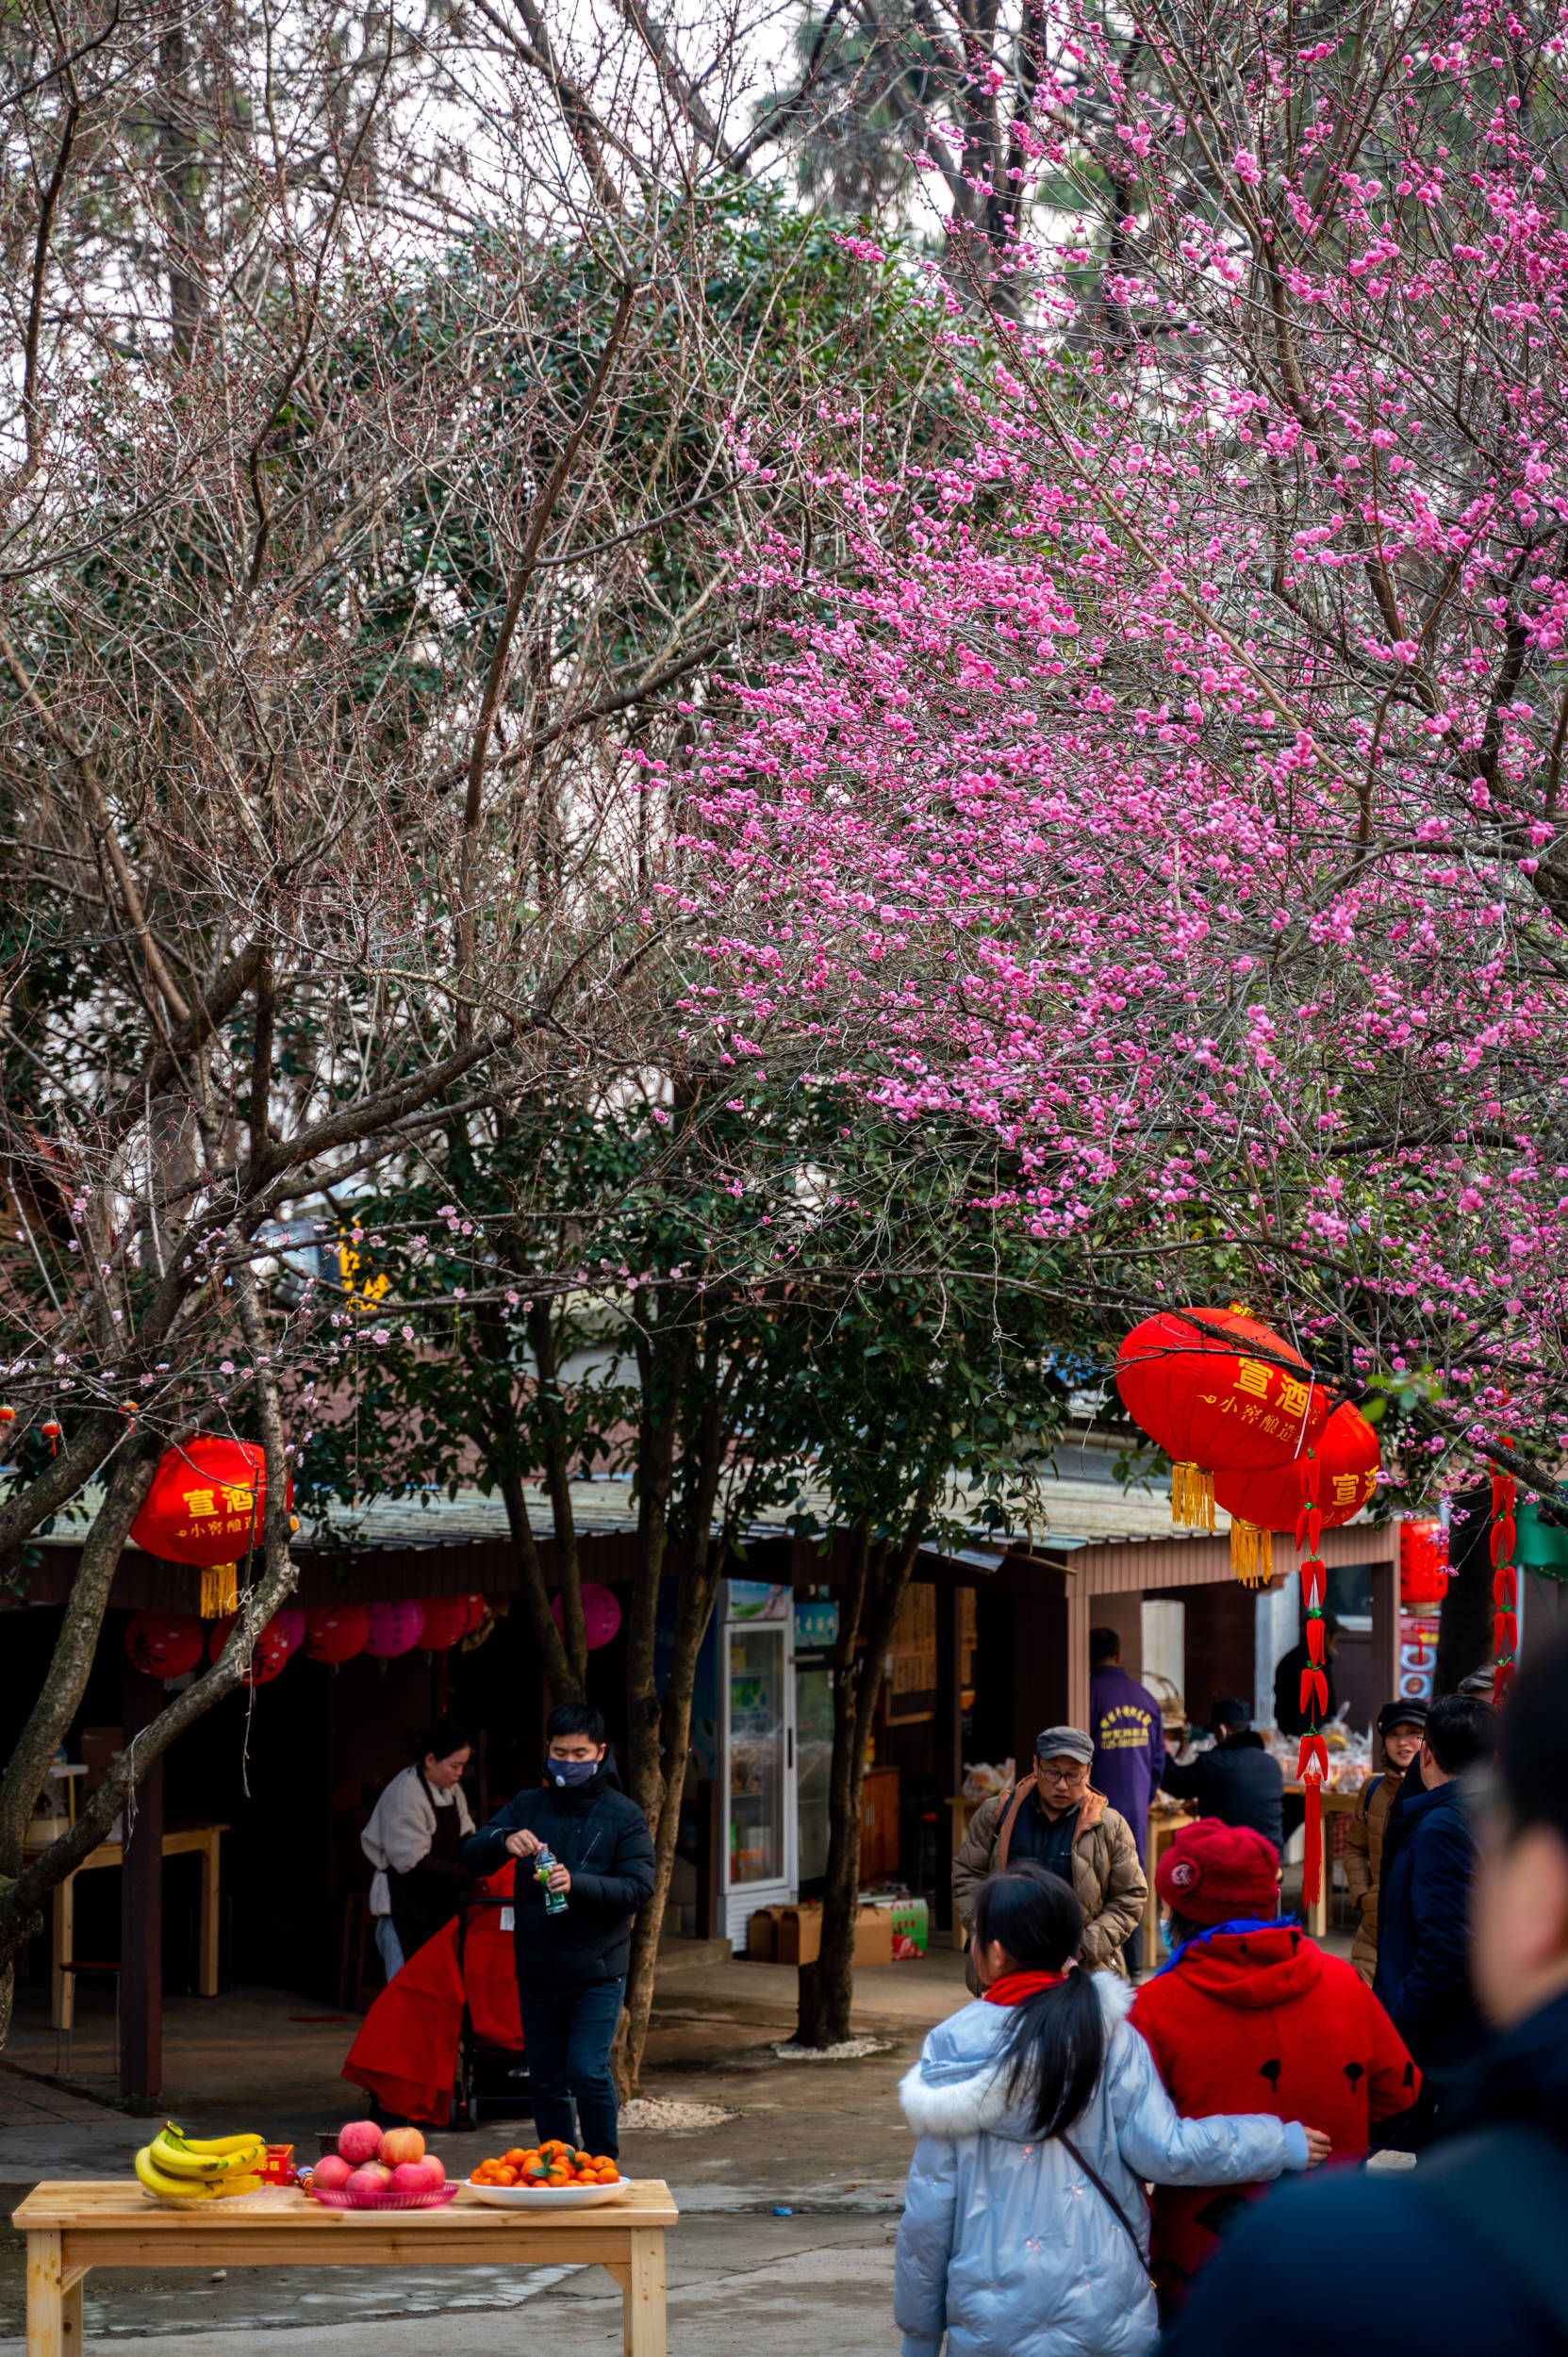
470;2139;619;2188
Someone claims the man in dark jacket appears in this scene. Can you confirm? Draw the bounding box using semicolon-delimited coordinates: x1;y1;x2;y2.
1089;1625;1167;1864
1273;1613;1341;1737
465;1701;655;2159
1161;1639;1568;2357
1373;1691;1497;2130
1161;1700;1284;1851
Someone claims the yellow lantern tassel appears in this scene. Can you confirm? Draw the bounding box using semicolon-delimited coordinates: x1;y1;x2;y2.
1171;1461;1215;1530
1230;1519;1271;1588
201;1562;239;1618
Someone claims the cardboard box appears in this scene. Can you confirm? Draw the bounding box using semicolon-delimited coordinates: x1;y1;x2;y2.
886;1897;929;1955
747;1908;779;1962
854;1905;894;1968
760;1902;895;1968
773;1904;823;1967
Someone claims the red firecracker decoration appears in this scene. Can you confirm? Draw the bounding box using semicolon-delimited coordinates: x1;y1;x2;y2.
1292;1452;1328;1911
1116;1307;1333;1530
209;1613;291;1687
418;1595;473;1653
1492;1453;1517;1703
302;1604;370;1664
129;1435;292;1618
1215;1400;1379;1588
124;1610;205;1681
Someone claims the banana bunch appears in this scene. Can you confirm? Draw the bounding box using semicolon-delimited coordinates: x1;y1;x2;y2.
135;2122;267;2204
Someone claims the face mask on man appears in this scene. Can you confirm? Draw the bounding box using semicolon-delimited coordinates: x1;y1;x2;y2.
547;1755;599;1788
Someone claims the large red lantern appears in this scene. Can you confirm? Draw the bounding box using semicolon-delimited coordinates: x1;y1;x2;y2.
129;1435;292;1618
1116;1306;1334;1528
552;1581;621;1651
418;1595;471;1653
1400;1518;1449;1607
208;1613;291;1687
302;1604;370;1664
125;1610;205;1681
1214;1401;1380;1587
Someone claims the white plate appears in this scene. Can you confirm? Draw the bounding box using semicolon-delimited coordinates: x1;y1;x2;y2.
464;2179;626;2208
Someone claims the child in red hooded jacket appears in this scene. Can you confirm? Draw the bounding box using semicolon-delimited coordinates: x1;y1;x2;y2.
1131;1820;1419;2314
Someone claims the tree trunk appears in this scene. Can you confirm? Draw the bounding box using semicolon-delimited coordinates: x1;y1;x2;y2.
616;1541;727;2091
796;1495;932;2049
1435;1481;1494;1696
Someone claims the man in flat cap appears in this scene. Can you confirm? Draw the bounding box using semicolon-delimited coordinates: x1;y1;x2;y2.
951;1725;1148;1987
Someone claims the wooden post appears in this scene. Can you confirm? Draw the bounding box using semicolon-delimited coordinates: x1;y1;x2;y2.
933;1587;964;1932
121;1666;164;2099
624;2225;668;2357
1369;1556;1401;1720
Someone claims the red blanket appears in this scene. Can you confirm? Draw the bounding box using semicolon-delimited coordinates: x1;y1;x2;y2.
341;1865;522;2123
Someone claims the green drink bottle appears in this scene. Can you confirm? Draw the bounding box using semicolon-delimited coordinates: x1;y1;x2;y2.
536;1846;569;1916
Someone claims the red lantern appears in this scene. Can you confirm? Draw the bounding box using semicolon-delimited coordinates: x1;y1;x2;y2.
208;1614;291;1687
129;1435;293;1618
418;1595;472;1653
457;1592;487;1637
125;1610;205;1680
302;1604;370;1664
365;1601;425;1659
552;1582;621;1651
1400;1519;1449;1607
1214;1402;1380;1587
1116;1307;1334;1528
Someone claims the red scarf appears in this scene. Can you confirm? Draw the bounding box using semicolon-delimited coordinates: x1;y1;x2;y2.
982;1970;1067;2007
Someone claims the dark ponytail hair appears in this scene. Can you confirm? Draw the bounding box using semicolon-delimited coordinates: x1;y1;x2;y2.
408;1715;470;1764
971;1865;1106;2137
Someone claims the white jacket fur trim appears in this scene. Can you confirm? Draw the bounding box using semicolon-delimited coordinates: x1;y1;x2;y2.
899;1972;1134;2138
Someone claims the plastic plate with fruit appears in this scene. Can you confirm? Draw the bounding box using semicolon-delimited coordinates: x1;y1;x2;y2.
467;2142;626;2207
307;2119;454;2210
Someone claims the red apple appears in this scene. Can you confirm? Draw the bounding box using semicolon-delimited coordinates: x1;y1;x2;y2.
420;2154;446;2187
312;2155;353;2193
344;2162;392;2201
338;2119;383;2166
388;2160;435;2195
378;2125;426;2168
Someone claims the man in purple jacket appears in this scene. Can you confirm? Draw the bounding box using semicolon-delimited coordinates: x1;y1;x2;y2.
1088;1625;1166;1865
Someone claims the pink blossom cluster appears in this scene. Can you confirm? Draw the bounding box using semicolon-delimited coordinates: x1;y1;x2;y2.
676;0;1568;1479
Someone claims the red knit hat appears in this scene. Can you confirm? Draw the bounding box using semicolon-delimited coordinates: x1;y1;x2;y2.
1154;1820;1280;1926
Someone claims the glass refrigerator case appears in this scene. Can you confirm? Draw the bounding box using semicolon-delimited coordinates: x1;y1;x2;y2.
723;1588;796;1940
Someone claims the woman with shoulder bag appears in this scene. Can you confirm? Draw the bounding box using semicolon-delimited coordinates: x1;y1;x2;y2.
894;1866;1330;2357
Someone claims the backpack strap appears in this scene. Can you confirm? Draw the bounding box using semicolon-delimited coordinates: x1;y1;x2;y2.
1414;2127;1568;2337
995;1780;1033;1871
1056;2131;1152;2286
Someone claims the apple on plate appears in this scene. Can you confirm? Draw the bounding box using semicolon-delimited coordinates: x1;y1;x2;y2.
388;2160;439;2195
338;2120;383;2166
420;2154;446;2187
379;2126;426;2168
344;2163;393;2201
311;2155;354;2193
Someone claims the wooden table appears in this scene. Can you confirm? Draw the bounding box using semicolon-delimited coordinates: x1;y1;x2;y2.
46;1823;227;2028
1142;1808;1197;1973
1283;1784;1361;1938
13;2178;678;2357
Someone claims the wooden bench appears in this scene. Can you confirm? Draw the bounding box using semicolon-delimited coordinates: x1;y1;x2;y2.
12;2177;678;2357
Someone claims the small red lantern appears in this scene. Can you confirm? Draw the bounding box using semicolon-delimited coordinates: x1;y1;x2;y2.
552;1581;621;1651
365;1600;425;1659
1116;1306;1334;1528
209;1614;291;1687
125;1610;205;1681
302;1604;370;1664
1400;1519;1449;1607
0;1406;14;1426
418;1595;472;1653
41;1420;61;1455
129;1435;292;1618
1215;1401;1380;1587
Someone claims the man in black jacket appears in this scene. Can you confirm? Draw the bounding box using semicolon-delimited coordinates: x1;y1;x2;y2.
465;1702;655;2159
1161;1699;1284;1850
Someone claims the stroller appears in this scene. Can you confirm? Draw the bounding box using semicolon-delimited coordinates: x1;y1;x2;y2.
342;1864;531;2129
451;1889;532;2128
